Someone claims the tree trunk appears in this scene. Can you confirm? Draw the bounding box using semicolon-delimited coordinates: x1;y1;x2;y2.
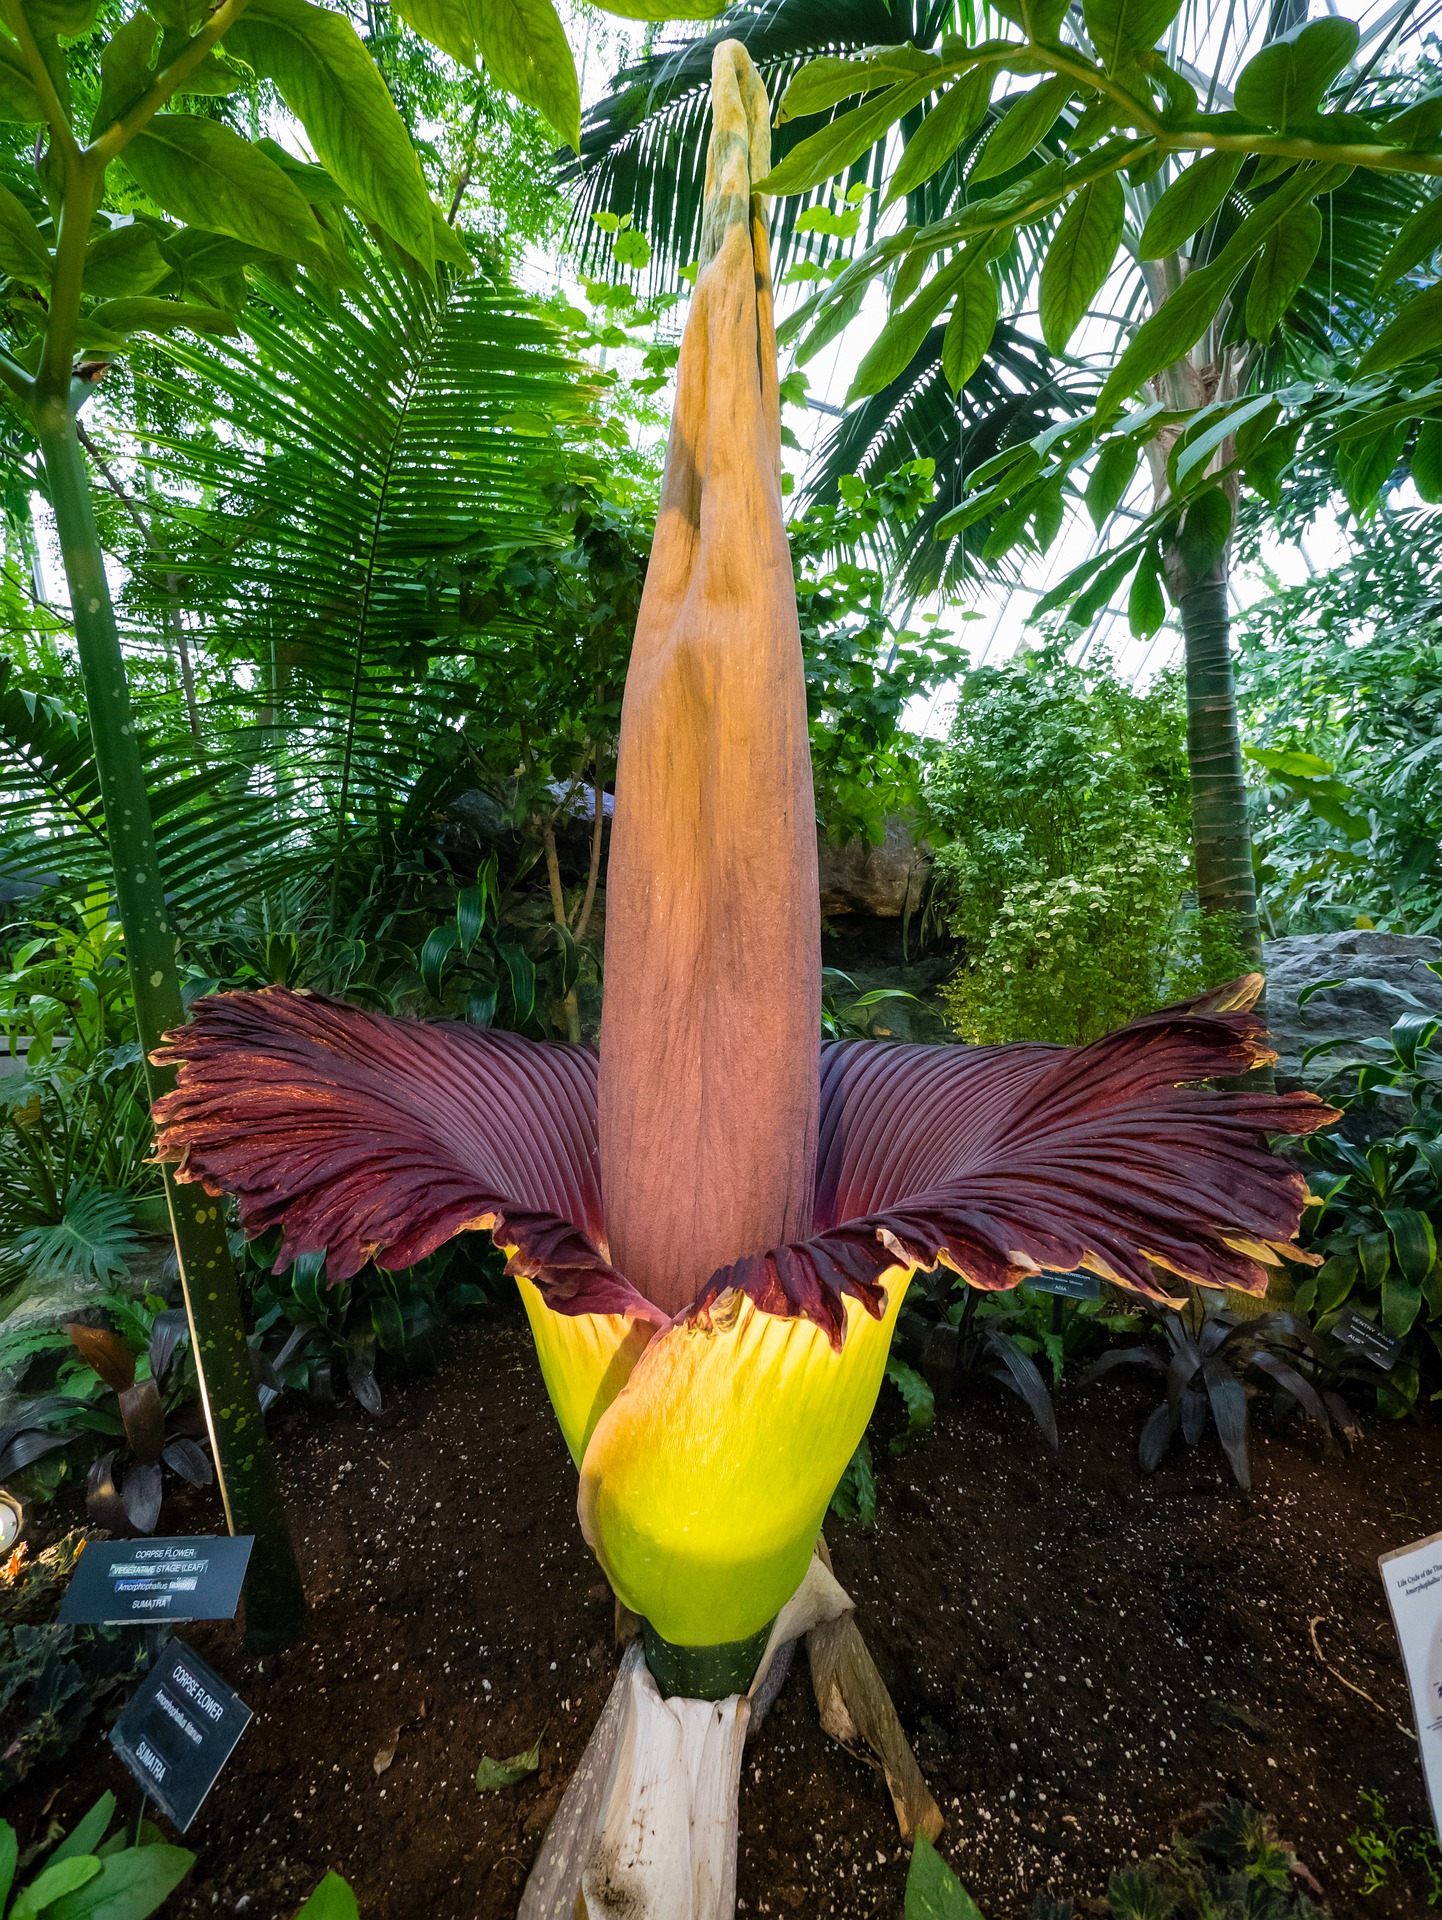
39;412;307;1648
1165;546;1263;966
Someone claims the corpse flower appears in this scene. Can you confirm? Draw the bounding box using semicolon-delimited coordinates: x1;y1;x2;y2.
151;40;1333;1916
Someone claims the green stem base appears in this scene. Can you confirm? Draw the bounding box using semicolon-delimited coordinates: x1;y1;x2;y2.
641;1619;773;1701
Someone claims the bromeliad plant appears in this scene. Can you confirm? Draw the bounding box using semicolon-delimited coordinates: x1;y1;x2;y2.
150;44;1334;1918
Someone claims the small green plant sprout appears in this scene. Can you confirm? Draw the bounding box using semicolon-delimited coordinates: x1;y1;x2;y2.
293;1873;360;1919
904;1834;986;1919
0;1791;192;1920
1348;1786;1442;1903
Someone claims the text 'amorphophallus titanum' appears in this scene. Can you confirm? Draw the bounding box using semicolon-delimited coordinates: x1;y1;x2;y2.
150;41;1336;1919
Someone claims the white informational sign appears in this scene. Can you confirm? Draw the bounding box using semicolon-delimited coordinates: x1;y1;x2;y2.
1379;1530;1442;1839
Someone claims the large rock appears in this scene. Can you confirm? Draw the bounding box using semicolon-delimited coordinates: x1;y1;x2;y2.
1262;930;1442;1087
818;816;931;919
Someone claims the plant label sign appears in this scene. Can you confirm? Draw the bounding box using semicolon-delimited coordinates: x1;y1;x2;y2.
59;1535;253;1626
1331;1309;1404;1372
1380;1530;1442;1840
110;1639;252;1833
1028;1269;1102;1301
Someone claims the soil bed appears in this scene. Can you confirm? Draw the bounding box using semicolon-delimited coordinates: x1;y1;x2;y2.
9;1313;1439;1919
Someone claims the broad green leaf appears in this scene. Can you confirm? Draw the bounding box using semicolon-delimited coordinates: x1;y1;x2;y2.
1069;542;1140;624
941;265;997;391
46;1801;115;1869
887;68;992;202
991;0;1068;37
1171;393;1275;493
255;136;348;203
22;0;97;35
778;46;944;124
1082;0;1183;72
93;10;159;134
1099;166;1341;411
1385;1209;1438;1288
0;181;51;284
1138;151;1242;259
391;0;479;63
1361;279;1442;375
0;1822;15;1910
227;0;436;270
481;0;579;152
88;297;239;336
1244;199;1320;339
125;116;327;266
1085;435;1139;527
1413;418;1442;502
83;223;171;298
1383;91;1442;150
850;252;972;399
1128;547;1165;637
11;1857;101;1919
292;1872;360;1920
971;75;1072;183
1375;187;1442;288
475;1734;541;1791
759;73;944;196
166;42;253;96
1038;173;1123;351
1233;17;1359;130
160;227;272;290
588;0;723;16
44;1845;194;1919
0;32;46;121
1381;1279;1424;1340
904;1834;985;1920
1177;486;1231;574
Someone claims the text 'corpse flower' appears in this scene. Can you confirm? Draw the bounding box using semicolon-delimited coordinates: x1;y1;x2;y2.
150;40;1336;1920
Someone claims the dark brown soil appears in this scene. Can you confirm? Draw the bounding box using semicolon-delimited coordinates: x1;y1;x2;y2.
9;1313;1441;1919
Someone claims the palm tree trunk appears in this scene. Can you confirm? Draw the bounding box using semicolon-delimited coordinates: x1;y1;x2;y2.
1166;547;1263;967
39;412;306;1647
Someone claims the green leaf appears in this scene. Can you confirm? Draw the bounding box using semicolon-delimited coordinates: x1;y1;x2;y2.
1128;547;1165;637
1038;173;1123;352
1381;1279;1424;1340
0;32;47;121
11;1857;102;1919
1176;486;1231;574
972;75;1072;184
1170;393;1275;493
1;1822;15;1910
226;0;436;271
1082;0;1184;72
43;1845;194;1920
1385;1209;1438;1289
125;116;327;266
1099;167;1341;411
0;181;51;284
390;0;477;64
759;73;944;197
904;1834;985;1920
83;223;171;297
1085;434;1140;527
778;46;943;124
1361;279;1442;376
1138;151;1242;259
22;0;97;36
588;0;723;16
87;298;240;337
1244;201;1321;340
1375;188;1442;288
483;0;579;151
475;1734;541;1791
885;1353;935;1457
46;1802;115;1870
850;252;973;400
92;9;159;134
887;68;993;202
941;265;998;391
292;1872;360;1920
1233;17;1359;130
1413;418;1442;502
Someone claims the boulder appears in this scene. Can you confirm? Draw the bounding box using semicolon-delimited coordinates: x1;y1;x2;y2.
1261;929;1442;1087
818;816;931;919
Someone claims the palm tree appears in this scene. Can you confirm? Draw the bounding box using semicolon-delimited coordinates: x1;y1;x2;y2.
571;0;1440;964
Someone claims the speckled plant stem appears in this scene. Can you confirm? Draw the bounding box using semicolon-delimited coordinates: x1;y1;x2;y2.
39;415;307;1647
